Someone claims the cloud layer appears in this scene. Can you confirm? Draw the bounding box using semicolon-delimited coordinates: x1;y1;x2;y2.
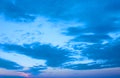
0;0;120;77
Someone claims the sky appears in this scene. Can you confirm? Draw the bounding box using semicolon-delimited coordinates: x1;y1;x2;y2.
0;0;120;78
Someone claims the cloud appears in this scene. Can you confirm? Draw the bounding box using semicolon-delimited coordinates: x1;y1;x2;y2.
0;0;120;77
64;63;102;70
0;0;66;21
0;0;120;22
0;58;23;70
22;65;47;75
0;42;72;67
71;34;112;43
0;0;35;22
65;39;120;70
62;26;115;43
80;39;120;68
63;19;120;35
62;10;120;43
0;41;119;71
57;0;120;44
0;50;46;67
59;38;120;70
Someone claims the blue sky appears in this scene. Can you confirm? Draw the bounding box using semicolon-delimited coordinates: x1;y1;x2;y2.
0;0;120;78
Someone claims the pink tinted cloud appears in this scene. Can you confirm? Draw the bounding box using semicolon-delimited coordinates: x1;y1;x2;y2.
0;68;29;78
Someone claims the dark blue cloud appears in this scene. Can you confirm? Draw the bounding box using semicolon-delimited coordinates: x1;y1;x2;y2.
0;0;35;22
64;63;102;70
63;19;120;34
56;0;120;44
0;58;23;70
0;42;72;67
0;0;120;22
71;34;111;43
61;38;120;70
62;25;115;43
0;38;120;70
22;65;47;75
82;40;120;60
0;41;120;70
80;39;120;67
62;13;120;43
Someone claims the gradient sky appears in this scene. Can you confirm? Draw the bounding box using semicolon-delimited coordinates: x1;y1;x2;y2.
0;0;120;78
